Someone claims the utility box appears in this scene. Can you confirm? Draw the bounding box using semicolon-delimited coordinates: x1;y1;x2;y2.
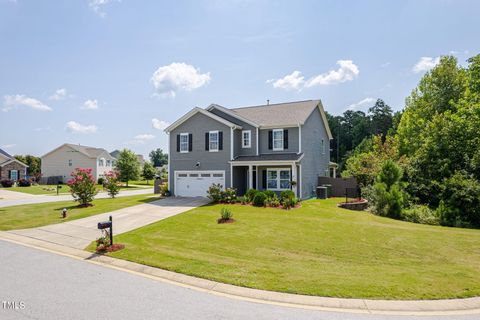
322;184;332;198
154;177;162;194
316;186;328;199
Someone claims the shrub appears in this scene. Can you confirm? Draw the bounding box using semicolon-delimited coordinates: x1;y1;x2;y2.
371;160;405;219
265;194;281;207
97;177;105;185
245;189;259;203
103;171;120;198
160;183;169;196
282;197;298;210
223;188;237;204
1;179;14;188
402;205;439;225
252;192;267;206
280;190;295;201
207;183;223;202
220;207;233;220
17;179;31;187
67;168;98;206
263;190;276;199
436;172;480;228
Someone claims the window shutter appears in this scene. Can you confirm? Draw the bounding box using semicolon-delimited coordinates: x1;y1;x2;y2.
188;133;193;152
262;170;267;188
283;129;289;149
268;130;273;150
8;170;11;179
176;135;180;152
219;131;223;150
205;132;209;151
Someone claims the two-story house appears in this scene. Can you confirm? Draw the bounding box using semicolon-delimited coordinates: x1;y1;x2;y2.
165;100;333;199
41;143;117;183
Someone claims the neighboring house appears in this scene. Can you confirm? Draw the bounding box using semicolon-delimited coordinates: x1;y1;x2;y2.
110;150;145;167
41;143;117;183
165;100;333;199
0;148;28;182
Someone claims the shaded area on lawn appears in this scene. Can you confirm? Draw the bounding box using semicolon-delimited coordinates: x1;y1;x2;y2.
0;194;160;230
93;198;480;299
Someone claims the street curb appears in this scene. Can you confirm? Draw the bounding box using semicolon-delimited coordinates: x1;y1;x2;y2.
1;231;480;316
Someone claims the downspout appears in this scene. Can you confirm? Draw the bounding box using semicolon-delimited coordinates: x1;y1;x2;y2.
298;124;302;154
256;127;259;156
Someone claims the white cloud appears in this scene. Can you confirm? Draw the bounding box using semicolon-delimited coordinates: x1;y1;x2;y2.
2;94;52;112
66;121;97;134
82;99;99;110
412;56;440;73
346;97;375;111
89;0;119;18
268;60;359;91
49;88;67;100
152;118;170;130
132;134;156;144
305;60;359;87
267;71;305;91
151;62;211;98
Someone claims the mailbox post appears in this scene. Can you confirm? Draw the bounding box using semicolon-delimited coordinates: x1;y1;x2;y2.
97;215;113;246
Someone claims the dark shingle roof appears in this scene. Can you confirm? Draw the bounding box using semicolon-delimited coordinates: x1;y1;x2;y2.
0;148;12;159
232;153;303;162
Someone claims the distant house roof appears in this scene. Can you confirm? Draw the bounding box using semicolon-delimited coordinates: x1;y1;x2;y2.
0;148;13;159
42;143;113;159
110;150;120;158
231;153;304;162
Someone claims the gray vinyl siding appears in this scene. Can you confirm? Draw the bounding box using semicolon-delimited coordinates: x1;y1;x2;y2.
299;107;330;198
169;112;232;195
258;127;299;154
209;108;257;157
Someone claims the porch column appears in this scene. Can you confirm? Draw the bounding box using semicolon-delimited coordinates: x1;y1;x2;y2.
291;163;298;197
332;166;336;178
248;165;253;190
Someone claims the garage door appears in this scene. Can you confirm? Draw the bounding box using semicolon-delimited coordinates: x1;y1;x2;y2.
175;171;225;197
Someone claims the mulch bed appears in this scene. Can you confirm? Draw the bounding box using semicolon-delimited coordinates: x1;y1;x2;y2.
96;244;125;253
217;218;235;224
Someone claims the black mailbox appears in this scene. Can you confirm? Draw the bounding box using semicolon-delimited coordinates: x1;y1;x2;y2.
97;221;112;229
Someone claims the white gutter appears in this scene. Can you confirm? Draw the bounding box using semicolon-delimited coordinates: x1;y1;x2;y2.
298;124;302;154
256;127;259;156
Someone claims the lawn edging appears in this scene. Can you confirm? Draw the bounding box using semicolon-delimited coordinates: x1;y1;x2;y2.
0;231;479;316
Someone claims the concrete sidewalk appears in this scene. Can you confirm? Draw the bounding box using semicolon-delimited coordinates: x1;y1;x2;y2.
0;187;154;208
8;197;209;249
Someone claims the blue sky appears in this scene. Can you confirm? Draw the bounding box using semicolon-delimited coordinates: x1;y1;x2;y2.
1;0;479;158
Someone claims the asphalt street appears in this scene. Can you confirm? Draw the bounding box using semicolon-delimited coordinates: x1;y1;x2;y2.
0;240;477;320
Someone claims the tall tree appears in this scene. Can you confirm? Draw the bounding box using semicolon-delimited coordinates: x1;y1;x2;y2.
142;162;156;184
115;149;140;186
149;148;168;167
14;155;41;178
368;99;393;138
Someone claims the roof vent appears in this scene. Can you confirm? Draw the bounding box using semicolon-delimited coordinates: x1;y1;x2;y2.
267;99;270;105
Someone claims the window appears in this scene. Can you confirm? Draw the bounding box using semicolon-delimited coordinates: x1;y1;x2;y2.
98;158;104;166
106;160;111;166
266;169;290;190
68;159;73;167
178;173;188;177
180;133;189;153
209;131;219;151
273;129;284;151
321;139;325;154
242;130;251;148
112;160;116;167
10;170;18;181
189;173;199;177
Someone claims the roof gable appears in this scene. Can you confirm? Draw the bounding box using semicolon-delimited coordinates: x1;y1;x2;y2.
0;158;28;168
41;143;112;159
206;104;259;127
164;107;242;133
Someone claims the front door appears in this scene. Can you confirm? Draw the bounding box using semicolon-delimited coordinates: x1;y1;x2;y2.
10;170;18;181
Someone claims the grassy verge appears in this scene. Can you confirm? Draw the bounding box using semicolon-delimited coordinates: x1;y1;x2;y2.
5;184;146;196
127;180;154;186
0;194;160;230
90;198;480;299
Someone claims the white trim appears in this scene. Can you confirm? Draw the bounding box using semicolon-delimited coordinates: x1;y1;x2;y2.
206;104;259;128
0;158;29;167
272;129;284;151
229;154;304;166
255;127;259;156
179;133;189;153
164;107;242;133
260;124;300;129
299;164;302;198
209;130;219;152
266;168;291;191
230;127;234;160
242;130;251;148
298;124;302;154
167;133;171;193
230;163;233;188
248;164;253;189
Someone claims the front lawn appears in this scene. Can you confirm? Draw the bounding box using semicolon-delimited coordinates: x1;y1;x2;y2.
6;184;146;195
127;180;154;186
98;198;480;299
0;194;160;230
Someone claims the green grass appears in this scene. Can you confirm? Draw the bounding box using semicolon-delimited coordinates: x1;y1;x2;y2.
127;180;154;186
94;198;480;300
0;194;160;230
5;184;145;195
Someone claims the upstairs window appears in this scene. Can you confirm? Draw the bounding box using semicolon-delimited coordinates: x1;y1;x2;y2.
209;131;219;151
180;133;189;153
98;158;105;166
273;129;284;151
106;160;111;166
68;159;72;167
242;130;251;148
321;139;325;154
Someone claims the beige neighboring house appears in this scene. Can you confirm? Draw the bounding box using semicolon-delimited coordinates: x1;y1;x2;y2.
41;143;117;183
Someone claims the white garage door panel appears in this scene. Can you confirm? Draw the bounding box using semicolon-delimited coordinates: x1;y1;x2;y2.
175;171;225;197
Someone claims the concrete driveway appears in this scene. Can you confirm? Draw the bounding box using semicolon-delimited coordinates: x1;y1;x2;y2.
0;189;38;200
8;197;209;249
